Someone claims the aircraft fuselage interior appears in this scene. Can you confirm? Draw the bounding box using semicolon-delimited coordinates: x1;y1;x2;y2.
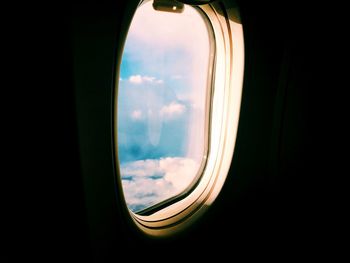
8;0;325;260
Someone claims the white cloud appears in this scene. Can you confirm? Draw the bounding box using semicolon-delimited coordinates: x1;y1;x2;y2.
160;102;186;118
121;159;162;177
128;75;163;85
131;110;142;120
122;178;173;212
129;75;142;84
160;157;198;190
120;157;200;212
142;76;155;82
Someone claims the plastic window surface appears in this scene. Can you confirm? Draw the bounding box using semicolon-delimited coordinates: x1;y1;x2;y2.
115;0;244;237
117;1;213;214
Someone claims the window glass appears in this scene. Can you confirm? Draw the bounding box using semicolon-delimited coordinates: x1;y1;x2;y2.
118;2;211;213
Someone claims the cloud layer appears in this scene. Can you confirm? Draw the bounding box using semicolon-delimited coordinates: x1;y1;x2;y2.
128;75;163;85
121;157;200;212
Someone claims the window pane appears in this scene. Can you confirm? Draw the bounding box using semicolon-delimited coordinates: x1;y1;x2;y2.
118;2;211;213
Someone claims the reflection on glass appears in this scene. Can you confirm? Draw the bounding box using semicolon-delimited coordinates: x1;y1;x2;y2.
118;2;210;213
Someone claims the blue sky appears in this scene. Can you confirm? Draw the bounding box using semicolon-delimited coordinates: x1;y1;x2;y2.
118;2;210;212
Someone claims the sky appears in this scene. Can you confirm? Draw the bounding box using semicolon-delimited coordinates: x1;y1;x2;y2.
118;2;210;213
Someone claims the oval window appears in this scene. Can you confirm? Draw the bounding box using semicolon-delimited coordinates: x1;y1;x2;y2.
117;1;213;213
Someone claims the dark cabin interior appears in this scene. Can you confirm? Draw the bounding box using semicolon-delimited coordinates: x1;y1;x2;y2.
6;0;332;261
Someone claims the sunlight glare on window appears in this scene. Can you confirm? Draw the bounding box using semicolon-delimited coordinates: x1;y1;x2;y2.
118;1;210;213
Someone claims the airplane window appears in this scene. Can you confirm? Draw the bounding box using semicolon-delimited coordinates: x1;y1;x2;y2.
117;1;212;213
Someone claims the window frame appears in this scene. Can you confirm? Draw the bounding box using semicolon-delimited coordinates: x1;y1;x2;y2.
119;2;216;216
113;0;245;237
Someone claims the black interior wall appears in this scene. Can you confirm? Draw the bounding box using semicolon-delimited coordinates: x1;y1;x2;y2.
13;0;323;260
